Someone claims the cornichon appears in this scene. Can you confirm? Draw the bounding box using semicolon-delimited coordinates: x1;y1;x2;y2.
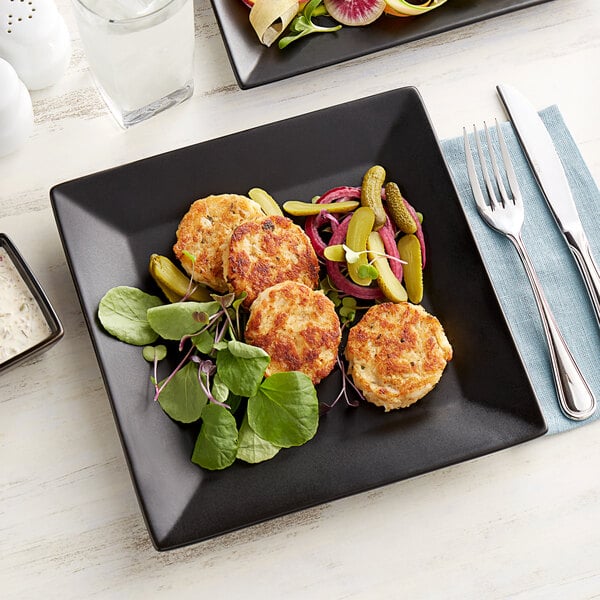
361;165;387;230
248;188;283;216
397;234;423;304
367;232;408;303
346;206;376;286
384;182;417;234
149;254;212;303
283;199;359;216
323;244;346;262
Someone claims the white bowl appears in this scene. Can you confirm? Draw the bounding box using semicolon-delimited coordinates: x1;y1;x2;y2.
0;0;71;90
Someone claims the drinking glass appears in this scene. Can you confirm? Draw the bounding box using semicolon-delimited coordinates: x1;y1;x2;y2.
72;0;195;128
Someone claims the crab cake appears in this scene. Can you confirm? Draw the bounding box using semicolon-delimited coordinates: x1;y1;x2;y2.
224;215;320;307
245;281;341;385
345;302;452;411
173;194;264;293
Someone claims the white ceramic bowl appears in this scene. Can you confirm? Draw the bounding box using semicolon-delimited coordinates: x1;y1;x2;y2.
0;0;71;90
0;56;33;157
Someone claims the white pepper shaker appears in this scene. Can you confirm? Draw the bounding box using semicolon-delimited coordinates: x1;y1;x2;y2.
0;0;71;90
0;56;33;157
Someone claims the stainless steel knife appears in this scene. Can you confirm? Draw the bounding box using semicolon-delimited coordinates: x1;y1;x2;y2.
497;83;600;327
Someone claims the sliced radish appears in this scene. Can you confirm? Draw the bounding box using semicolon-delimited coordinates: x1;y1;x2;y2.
324;0;386;26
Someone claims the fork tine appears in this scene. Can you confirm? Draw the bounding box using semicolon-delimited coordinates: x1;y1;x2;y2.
484;121;509;207
473;124;499;211
463;127;491;217
495;118;523;207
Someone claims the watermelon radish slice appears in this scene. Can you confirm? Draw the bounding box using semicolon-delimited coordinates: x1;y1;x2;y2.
323;0;386;26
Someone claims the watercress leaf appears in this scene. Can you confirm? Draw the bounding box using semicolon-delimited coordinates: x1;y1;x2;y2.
227;393;243;414
98;286;163;345
216;341;270;397
237;414;280;464
192;329;214;354
142;344;167;362
248;371;318;448
228;340;269;360
213;340;229;352
191;403;238;470
211;373;229;405
157;362;207;423
147;301;219;340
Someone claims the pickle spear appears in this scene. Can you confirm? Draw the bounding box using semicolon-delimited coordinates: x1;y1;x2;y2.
283;199;359;216
361;165;387;230
346;206;375;286
367;232;408;303
384;182;417;234
397;234;423;304
149;254;212;303
248;188;284;216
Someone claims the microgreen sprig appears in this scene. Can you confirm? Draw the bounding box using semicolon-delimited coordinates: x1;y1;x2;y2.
278;0;342;49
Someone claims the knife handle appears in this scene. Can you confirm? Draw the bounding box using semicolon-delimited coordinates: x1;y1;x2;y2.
513;233;596;420
565;228;600;327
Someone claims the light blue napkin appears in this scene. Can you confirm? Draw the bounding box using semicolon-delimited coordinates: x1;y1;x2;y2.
441;106;600;435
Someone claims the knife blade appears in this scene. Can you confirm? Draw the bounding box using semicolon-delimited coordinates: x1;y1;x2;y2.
497;83;600;327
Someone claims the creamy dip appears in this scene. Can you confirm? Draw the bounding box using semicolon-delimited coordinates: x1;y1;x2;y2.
0;247;52;364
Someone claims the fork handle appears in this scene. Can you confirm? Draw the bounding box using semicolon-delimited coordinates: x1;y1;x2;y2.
511;233;596;420
565;227;600;328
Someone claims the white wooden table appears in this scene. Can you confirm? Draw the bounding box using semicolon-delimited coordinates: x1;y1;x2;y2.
2;1;600;597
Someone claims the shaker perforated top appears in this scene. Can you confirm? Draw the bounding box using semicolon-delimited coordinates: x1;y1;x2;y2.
0;0;70;90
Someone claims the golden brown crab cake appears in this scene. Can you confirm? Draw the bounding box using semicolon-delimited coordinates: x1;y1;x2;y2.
173;194;264;293
345;302;452;411
245;281;341;385
224;214;320;308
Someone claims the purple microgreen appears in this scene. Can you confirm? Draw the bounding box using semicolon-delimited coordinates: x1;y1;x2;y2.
320;353;363;414
192;356;230;408
153;342;196;402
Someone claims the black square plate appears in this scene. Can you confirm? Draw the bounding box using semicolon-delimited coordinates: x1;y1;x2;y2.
51;87;546;551
210;0;555;89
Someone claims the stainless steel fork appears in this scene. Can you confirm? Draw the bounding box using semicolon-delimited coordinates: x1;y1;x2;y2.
464;121;596;421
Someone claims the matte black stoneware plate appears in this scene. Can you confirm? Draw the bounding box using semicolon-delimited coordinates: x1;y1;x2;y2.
51;87;546;551
210;0;555;89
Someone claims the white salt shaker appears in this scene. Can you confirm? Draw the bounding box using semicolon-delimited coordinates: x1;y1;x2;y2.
0;0;71;90
0;56;33;157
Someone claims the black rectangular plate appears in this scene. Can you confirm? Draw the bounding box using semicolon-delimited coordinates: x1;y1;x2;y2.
211;0;555;89
51;87;546;551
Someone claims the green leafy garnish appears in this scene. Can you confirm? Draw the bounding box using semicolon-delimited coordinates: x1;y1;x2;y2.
248;371;318;448
98;286;163;345
97;284;320;471
357;263;379;280
157;362;208;423
278;0;341;49
191;403;239;470
216;340;271;398
237;415;281;464
142;344;167;362
146;301;219;340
